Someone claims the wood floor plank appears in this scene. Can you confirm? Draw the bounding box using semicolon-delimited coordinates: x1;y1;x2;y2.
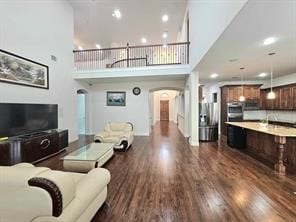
37;122;296;222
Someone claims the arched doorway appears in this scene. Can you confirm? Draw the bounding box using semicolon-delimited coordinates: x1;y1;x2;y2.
148;87;183;132
77;89;88;135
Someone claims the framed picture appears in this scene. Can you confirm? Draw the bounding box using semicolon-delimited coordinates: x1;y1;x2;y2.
0;49;49;89
107;91;126;106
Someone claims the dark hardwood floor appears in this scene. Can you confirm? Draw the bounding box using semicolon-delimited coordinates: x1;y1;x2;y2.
38;122;296;222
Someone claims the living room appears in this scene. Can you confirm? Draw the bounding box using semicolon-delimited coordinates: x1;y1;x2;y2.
1;0;296;222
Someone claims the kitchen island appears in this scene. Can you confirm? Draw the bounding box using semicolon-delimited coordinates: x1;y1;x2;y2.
226;122;296;174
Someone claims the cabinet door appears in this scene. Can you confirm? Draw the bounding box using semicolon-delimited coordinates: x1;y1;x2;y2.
252;87;260;101
243;86;252;100
265;90;275;110
228;87;234;102
21;133;59;163
292;86;296;109
280;87;292;109
274;88;281;110
260;90;267;109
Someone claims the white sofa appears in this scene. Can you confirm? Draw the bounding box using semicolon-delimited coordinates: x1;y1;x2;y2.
0;163;111;222
94;122;134;150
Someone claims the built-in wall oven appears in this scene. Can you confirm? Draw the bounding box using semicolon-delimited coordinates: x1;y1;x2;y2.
227;102;244;122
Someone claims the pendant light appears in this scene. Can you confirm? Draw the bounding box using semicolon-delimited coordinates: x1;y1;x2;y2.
239;67;245;102
267;52;276;100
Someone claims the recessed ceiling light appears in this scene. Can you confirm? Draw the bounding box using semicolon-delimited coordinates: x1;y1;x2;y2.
258;72;268;78
112;9;121;19
95;44;101;49
210;73;219;78
163;44;167;48
263;37;277;46
78;46;83;50
162;31;168;39
141;38;147;44
162;14;168;22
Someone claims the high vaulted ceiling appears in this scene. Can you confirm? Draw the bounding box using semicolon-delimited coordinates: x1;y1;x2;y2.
197;0;296;83
69;0;187;49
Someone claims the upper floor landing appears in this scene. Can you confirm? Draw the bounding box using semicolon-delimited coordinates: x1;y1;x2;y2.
73;42;190;80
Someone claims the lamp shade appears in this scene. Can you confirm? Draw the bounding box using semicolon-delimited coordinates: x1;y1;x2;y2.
267;91;276;100
239;95;246;102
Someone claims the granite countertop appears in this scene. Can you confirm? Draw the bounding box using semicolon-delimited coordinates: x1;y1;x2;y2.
225;122;296;137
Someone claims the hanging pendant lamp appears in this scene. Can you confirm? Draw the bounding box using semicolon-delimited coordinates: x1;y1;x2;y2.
239;67;245;102
267;52;276;100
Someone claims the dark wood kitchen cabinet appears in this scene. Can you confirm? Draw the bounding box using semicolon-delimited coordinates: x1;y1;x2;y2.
293;86;296;109
224;85;261;102
260;84;296;110
280;87;292;109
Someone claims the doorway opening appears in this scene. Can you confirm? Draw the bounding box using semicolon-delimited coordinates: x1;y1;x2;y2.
77;89;88;135
148;89;183;130
160;93;170;121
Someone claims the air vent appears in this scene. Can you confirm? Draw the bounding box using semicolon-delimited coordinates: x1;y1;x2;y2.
51;55;57;62
232;76;240;80
229;58;238;62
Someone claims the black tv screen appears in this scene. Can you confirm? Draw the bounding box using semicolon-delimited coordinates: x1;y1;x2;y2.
0;103;58;137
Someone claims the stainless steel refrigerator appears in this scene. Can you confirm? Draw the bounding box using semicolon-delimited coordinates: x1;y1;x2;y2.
199;102;219;141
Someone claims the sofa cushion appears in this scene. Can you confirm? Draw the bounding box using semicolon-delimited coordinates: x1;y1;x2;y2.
0;166;50;187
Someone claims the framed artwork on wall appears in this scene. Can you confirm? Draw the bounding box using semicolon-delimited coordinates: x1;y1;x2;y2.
0;49;49;89
107;91;126;106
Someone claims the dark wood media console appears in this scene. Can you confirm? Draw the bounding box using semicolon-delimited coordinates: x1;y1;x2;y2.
0;129;68;166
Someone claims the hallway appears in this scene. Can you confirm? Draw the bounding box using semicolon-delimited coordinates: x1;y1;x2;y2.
38;122;296;222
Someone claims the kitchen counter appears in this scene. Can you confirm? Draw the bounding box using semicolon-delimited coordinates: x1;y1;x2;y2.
226;121;296;174
226;122;296;137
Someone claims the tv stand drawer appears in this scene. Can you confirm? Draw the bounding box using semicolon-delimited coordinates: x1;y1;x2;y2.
21;133;59;163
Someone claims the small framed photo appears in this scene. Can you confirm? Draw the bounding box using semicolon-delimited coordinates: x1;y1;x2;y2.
0;49;49;89
107;91;126;106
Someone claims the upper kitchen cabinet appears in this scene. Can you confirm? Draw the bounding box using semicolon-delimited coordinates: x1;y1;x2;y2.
280;86;292;109
293;85;296;109
223;85;261;102
261;84;296;110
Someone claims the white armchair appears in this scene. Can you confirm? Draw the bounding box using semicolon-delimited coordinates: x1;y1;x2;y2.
94;122;134;150
0;163;111;222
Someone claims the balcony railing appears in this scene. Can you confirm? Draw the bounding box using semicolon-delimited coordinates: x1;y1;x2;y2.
73;42;189;71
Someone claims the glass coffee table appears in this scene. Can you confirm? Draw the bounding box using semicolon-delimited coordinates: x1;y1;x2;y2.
62;143;114;172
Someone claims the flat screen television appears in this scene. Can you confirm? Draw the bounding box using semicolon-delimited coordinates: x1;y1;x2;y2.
0;103;58;137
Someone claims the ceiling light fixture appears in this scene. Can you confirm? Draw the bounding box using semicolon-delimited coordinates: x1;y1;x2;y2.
267;52;276;100
95;44;101;49
162;31;168;39
258;72;268;78
112;9;122;19
162;14;168;22
239;67;246;102
78;46;83;50
141;37;147;44
263;37;277;46
163;44;167;48
210;73;218;78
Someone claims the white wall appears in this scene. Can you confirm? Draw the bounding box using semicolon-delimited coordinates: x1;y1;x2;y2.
153;90;178;124
262;73;296;88
187;0;247;71
0;0;89;142
89;80;185;136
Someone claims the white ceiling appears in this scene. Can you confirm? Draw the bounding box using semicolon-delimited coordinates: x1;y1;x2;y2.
69;0;187;49
197;0;296;83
